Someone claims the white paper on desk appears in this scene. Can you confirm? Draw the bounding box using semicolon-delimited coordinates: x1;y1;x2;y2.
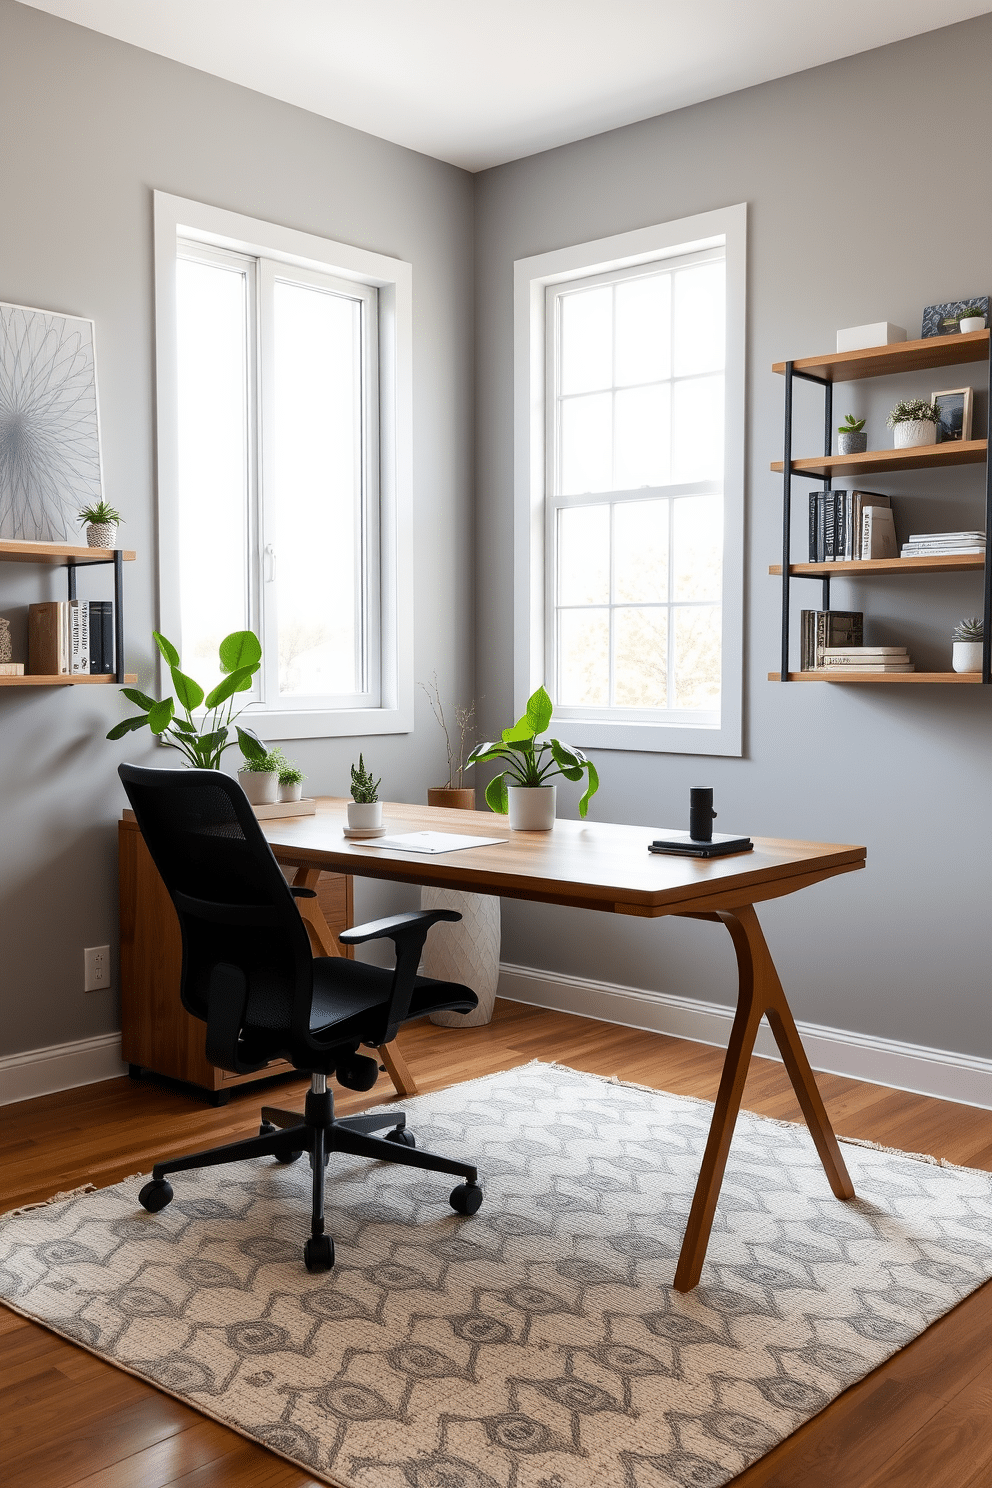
362;831;506;854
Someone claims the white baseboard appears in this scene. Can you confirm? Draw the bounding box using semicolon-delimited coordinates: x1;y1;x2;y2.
499;963;992;1111
0;1033;127;1106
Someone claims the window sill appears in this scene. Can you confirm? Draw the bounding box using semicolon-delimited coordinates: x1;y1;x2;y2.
553;715;740;757
242;705;412;742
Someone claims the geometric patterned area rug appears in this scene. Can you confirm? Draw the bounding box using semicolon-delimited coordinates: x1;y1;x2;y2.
1;1062;991;1488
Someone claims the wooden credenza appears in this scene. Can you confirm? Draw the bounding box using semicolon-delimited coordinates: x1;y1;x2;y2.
118;813;353;1102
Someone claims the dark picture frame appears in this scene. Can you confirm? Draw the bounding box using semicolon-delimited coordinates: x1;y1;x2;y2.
930;387;974;442
921;298;989;338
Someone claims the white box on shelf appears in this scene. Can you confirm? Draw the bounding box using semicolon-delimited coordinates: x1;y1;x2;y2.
836;322;907;353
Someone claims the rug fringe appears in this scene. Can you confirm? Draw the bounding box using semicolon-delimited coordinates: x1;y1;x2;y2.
8;1183;97;1215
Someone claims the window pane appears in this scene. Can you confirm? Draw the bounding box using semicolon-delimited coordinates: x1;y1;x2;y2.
615;274;670;386
615;499;668;603
614;384;670;489
559;286;612;395
673;495;722;602
673;605;721;708
672;375;724;482
558;505;609;605
560;392;612;494
271;280;363;698
558;608;609;706
176;258;249;697
615;608;667;707
673;261;725;376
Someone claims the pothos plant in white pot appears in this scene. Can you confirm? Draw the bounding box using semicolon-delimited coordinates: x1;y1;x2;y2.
887;398;938;450
466;685;599;831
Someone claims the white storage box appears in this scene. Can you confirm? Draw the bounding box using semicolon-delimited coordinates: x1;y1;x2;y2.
836;322;906;353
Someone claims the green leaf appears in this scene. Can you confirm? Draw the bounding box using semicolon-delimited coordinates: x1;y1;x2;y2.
153;631;180;667
106;714;149;741
204;666;255;708
550;738;584;773
199;728;229;754
147;697;175;736
485;774;509;814
236;725;268;763
525;685;553;735
170;666;204;712
578;759;600;818
121;686;156;710
172;717;196;733
502;719;534;743
218;630;262;674
466;741;506;766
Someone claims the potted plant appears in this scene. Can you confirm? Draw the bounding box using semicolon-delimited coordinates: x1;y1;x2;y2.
237;737;284;804
278;758;306;802
421;673;477;809
958;306;987;334
837;414;867;455
107;629;262;767
78;499;123;549
952;616;984;673
348;754;382;831
466;685;599;831
887;398;939;450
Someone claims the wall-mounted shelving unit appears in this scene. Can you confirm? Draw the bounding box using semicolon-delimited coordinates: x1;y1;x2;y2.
769;328;992;684
0;538;136;686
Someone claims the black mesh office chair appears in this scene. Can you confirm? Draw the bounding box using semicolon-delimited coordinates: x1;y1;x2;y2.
119;764;483;1272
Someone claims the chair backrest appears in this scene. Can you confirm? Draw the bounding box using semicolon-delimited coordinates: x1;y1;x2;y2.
119;764;313;1067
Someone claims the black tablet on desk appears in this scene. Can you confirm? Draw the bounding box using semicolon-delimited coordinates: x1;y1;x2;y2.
649;833;753;859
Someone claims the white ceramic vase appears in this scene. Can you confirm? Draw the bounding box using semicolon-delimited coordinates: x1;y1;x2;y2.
959;316;986;334
347;800;382;830
238;768;278;804
952;640;983;673
423;887;502;1027
279;780;304;802
507;783;556;831
86;522;118;548
893;419;937;449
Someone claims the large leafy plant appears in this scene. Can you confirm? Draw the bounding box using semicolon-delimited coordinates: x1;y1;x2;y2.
466;685;599;817
107;630;263;769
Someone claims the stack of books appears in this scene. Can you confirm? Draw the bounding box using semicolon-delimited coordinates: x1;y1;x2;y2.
819;646;915;673
808;491;895;561
28;600;115;675
900;530;986;558
800;609;862;670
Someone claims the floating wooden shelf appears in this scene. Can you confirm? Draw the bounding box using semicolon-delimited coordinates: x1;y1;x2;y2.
771;439;986;479
772;328;990;383
0;539;136;566
0;673;138;687
770;554;986;577
768;671;983;684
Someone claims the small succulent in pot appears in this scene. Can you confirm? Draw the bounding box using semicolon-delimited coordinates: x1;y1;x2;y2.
348;754;382;830
952;616;984;674
837;413;867;455
957;306;987;333
78;499;123;548
278;758;305;802
886;398;938;450
237;734;284;805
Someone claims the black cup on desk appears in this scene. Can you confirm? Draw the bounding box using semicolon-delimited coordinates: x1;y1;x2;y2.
689;788;717;843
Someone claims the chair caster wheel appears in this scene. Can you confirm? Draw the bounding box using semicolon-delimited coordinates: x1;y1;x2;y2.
385;1126;416;1148
304;1235;334;1272
260;1121;303;1163
138;1179;174;1213
449;1182;483;1216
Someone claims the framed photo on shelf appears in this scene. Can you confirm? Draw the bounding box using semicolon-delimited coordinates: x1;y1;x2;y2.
921;298;988;338
930;387;974;443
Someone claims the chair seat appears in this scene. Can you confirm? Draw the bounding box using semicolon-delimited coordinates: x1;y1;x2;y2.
307;955;477;1042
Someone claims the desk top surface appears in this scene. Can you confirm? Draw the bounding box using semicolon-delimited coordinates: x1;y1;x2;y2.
259;798;865;917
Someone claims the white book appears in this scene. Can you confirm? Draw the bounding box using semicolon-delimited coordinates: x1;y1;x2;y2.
59;600;70;674
903;537;986;549
907;531;985;542
69;599;90;675
819;662;915;672
862;505;898;559
901;545;986;557
821;647;909;658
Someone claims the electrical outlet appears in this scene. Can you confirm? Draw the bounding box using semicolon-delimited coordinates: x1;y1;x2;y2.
84;945;111;992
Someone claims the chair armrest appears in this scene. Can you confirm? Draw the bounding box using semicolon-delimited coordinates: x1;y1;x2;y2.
339;909;460;945
338;910;462;1045
290;885;317;899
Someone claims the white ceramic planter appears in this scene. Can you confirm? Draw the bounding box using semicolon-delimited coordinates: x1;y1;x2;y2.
959;316;986;334
279;780;304;802
893;419;937;449
423;887;502;1027
347;800;382;830
507;783;556;831
86;522;118;548
952;640;984;673
238;769;278;804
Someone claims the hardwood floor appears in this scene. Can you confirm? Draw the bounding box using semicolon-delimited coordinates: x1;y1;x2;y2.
2;998;990;1488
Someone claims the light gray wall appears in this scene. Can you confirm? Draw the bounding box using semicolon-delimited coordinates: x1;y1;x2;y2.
474;14;992;1060
0;0;474;1056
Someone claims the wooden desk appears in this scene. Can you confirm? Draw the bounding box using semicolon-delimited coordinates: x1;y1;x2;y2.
261;797;866;1291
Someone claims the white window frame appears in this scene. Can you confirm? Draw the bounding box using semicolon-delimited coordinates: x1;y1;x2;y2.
514;204;746;756
154;191;414;739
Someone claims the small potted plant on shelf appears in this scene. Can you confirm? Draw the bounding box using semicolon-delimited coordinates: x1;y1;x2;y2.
348;754;382;832
78;499;123;549
952;616;984;673
466;684;599;831
278;757;305;802
420;672;477;809
957;306;987;334
237;736;284;805
837;414;867;455
887;398;939;450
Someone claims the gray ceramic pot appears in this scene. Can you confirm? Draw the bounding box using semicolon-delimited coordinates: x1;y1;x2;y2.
837;431;867;455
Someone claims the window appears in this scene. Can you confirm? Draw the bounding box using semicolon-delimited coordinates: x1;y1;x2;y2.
515;206;745;756
154;193;413;738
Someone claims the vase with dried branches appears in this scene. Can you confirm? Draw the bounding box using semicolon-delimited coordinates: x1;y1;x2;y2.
420;673;477;810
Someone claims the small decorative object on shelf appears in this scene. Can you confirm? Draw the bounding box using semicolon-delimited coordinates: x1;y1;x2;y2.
348;754;382;832
237;734;284;805
900;529;986;559
277;757;305;803
466;684;599;831
837;414;867;455
952;617;984;673
836;322;905;353
0;616;12;664
958;306;988;334
78;499;122;549
921;297;989;337
887;398;939;449
420;671;477;809
930;387;973;442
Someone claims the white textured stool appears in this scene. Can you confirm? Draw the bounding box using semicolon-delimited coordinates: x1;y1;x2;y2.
421;887;501;1027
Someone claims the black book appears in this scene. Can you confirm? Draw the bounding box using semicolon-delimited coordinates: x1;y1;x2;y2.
90;601;114;674
808;492;818;563
649;833;754;859
815;492;827;563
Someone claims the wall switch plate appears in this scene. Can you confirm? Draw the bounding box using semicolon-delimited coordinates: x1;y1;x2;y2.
84;945;111;992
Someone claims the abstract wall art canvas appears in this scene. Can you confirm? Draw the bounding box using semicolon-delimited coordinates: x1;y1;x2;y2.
0;301;104;542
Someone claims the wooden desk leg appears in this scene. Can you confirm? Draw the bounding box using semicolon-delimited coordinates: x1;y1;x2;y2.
672;903;854;1293
289;866;419;1100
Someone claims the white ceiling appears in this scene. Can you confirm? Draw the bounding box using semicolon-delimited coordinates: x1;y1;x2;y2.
19;0;992;171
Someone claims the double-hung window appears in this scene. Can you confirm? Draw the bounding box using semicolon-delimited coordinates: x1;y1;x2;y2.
516;206;745;756
155;193;413;738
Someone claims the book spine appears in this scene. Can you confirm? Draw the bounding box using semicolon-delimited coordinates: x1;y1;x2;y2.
809;494;817;563
816;493;826;563
100;602;114;675
824;493;835;561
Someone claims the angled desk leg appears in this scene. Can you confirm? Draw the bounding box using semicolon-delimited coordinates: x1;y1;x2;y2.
290;866;418;1099
672;903;854;1293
